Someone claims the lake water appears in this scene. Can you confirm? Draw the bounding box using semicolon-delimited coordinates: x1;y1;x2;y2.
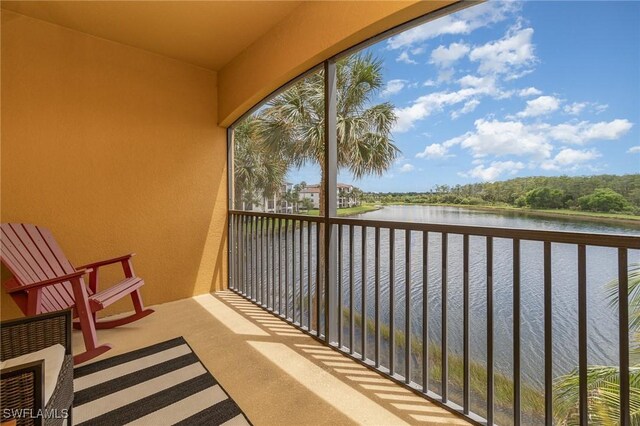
342;205;639;391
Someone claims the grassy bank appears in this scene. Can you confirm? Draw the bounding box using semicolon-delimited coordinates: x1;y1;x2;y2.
302;204;381;217
345;309;545;423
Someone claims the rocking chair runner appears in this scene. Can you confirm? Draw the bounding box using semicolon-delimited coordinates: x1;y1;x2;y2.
0;223;154;364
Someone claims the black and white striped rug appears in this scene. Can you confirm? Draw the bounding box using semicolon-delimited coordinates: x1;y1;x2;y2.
73;337;250;425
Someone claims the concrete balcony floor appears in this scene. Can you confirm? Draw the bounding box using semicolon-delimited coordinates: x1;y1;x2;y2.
73;291;470;425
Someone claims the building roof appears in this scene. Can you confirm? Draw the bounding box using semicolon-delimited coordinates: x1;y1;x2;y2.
300;187;320;194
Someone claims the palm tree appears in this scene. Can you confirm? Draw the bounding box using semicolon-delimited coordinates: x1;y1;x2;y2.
233;116;287;210
283;187;300;213
553;265;640;425
251;52;398;329
256;52;399;215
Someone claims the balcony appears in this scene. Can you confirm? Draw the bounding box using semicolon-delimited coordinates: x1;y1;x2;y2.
73;291;469;425
228;210;639;425
1;1;638;426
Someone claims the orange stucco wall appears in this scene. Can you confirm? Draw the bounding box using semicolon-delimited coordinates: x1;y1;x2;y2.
1;10;228;319
217;0;458;126
1;1;461;321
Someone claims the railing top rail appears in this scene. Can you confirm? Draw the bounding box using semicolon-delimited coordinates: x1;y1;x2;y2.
229;210;324;223
333;217;640;249
229;210;640;249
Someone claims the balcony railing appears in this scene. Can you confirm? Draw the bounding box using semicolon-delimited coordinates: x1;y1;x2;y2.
228;209;639;426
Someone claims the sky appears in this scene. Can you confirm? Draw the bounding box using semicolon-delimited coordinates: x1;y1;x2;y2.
286;1;640;192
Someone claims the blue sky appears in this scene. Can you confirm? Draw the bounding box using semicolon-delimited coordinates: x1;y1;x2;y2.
287;1;639;192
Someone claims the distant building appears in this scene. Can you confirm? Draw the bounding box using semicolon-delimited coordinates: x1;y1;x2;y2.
299;185;321;208
239;182;294;213
338;183;358;208
299;183;359;209
242;182;359;212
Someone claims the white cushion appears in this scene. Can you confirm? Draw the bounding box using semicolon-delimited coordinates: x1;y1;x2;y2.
0;344;66;405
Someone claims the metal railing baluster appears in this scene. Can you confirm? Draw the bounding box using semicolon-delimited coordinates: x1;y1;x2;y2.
292;219;297;321
423;230;429;393
390;228;395;376
316;222;321;336
544;241;552;426
285;219;289;319
300;220;304;325
405;230;411;384
362;226;367;360
487;236;494;425
349;224;355;354
513;238;521;426
619;248;630;426
308;221;312;330
375;226;381;368
277;218;282;314
338;224;343;348
463;234;469;413
442;232;448;402
578;244;587;426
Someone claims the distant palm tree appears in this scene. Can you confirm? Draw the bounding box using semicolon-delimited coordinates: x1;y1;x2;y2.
233;116;286;210
256;52;399;215
553;264;640;425
283;187;300;213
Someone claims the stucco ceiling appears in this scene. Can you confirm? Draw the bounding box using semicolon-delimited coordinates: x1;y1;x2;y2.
1;1;303;71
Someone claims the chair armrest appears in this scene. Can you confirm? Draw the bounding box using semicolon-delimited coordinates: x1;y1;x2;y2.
77;253;135;270
1;310;73;359
5;270;91;294
0;360;44;424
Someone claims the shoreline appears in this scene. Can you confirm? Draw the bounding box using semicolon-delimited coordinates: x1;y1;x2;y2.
369;203;640;227
338;204;382;217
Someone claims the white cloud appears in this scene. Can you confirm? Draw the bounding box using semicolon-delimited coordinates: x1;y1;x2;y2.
458;74;496;91
628;146;640;154
399;163;415;173
469;27;536;75
594;103;609;114
423;79;437;87
387;2;519;50
451;99;480;119
416;143;451;159
410;46;426;55
548;119;633;144
460;119;553;159
518;87;542;97
417;143;449;158
461;161;525;181
394;81;499;132
437;69;455;83
541;148;600;170
562;102;609;116
462;99;481;113
430;42;470;67
416;134;467;159
505;68;535;81
564;102;588;115
381;79;408;97
430;117;632;172
515;95;561;118
396;51;417;65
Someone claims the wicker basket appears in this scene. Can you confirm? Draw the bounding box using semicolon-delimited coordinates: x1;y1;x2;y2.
1;310;73;426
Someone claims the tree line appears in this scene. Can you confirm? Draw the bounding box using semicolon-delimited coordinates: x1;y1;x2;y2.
362;174;640;214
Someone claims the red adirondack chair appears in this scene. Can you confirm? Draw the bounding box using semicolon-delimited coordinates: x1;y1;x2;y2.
0;223;154;364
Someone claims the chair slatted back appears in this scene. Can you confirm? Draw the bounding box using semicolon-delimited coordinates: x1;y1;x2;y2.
1;223;80;313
